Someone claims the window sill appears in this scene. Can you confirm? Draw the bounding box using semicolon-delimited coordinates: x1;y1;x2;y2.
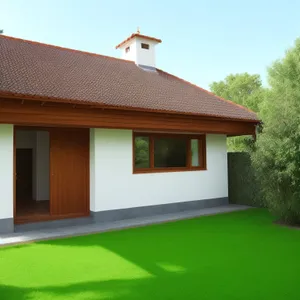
133;167;207;174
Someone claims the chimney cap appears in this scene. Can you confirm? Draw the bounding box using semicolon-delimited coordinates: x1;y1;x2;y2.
115;33;162;49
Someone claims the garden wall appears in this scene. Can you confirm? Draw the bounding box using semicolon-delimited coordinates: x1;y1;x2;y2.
228;152;263;207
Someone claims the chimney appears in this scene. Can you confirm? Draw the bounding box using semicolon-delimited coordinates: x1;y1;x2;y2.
115;29;162;69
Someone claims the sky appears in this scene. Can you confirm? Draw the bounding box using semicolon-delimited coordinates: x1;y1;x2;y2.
1;0;300;90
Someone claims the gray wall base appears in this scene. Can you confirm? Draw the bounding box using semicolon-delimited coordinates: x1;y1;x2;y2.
0;218;14;234
5;197;228;234
91;197;228;223
15;216;93;233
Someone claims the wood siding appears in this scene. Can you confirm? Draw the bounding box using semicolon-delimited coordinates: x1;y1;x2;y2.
50;127;90;217
0;98;257;136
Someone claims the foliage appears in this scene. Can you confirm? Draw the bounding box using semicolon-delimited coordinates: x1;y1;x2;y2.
228;152;263;207
210;73;265;152
252;38;300;224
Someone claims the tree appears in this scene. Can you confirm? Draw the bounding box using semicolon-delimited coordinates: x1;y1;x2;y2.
252;38;300;224
210;73;265;152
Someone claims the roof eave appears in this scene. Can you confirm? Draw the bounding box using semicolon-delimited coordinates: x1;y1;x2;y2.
0;90;260;124
115;33;162;49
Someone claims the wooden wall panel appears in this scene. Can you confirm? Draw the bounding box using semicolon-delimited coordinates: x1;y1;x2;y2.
50;127;89;216
0;98;257;136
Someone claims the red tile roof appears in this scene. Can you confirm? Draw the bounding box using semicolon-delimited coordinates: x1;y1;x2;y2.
115;33;162;49
0;35;258;122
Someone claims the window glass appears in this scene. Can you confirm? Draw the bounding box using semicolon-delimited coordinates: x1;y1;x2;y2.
141;43;150;49
154;137;187;168
134;136;150;168
191;139;199;167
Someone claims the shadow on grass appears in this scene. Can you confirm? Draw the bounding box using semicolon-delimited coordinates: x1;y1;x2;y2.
36;209;270;276
0;243;33;251
39;216;235;276
0;268;273;300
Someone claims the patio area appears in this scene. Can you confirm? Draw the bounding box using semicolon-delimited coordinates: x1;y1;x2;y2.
1;204;248;246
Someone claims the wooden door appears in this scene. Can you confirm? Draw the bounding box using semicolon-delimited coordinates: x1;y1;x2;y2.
50;128;90;217
16;149;33;203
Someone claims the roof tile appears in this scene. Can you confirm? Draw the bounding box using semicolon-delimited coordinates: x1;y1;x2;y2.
0;35;258;121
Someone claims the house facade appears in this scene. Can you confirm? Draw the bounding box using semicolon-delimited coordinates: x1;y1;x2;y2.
0;32;259;234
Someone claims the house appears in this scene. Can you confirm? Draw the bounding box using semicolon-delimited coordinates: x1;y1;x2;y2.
0;32;259;234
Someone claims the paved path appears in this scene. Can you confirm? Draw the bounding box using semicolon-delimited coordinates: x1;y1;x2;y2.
0;204;251;247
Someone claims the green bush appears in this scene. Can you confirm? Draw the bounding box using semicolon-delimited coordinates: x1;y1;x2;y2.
251;39;300;225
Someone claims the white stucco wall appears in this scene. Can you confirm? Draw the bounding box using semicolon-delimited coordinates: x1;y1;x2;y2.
120;39;137;62
0;124;14;220
120;37;158;67
135;37;157;67
90;129;96;212
0;126;228;221
90;129;228;212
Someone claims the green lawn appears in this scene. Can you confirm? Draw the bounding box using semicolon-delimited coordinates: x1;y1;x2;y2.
1;209;300;300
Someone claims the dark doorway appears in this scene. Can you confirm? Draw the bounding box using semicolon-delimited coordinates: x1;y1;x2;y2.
15;129;51;224
16;148;33;204
14;126;89;224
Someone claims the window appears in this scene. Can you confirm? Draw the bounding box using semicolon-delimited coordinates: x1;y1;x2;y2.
133;133;206;173
154;137;187;168
141;43;150;49
191;139;199;166
134;136;150;168
125;46;130;53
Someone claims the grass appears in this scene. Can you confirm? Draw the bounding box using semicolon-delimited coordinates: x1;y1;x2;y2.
1;208;300;300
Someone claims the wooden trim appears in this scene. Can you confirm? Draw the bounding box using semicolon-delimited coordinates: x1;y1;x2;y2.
49;128;53;215
133;132;207;174
149;135;154;169
0;98;257;136
200;137;207;170
85;130;91;214
186;138;192;169
0;91;259;124
189;137;207;170
13;126;16;220
132;132;135;173
134;167;206;174
14;126;51;131
15;212;90;225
